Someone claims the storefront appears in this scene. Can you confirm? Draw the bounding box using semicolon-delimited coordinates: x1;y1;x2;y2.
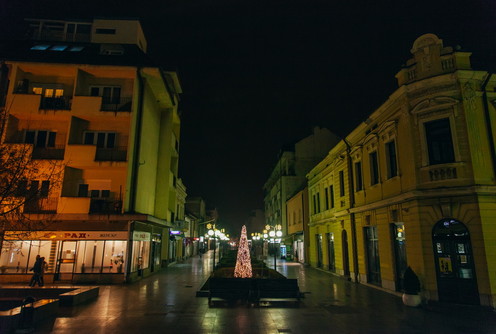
130;231;151;277
0;231;129;284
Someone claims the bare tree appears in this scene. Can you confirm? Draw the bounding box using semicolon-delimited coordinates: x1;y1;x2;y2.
0;81;64;249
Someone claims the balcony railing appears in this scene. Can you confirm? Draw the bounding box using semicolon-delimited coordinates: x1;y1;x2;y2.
89;199;122;214
32;146;65;160
101;97;132;112
23;197;58;213
95;147;127;162
429;166;458;181
40;96;72;110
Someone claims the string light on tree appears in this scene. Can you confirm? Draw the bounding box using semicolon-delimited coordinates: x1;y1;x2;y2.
234;225;252;278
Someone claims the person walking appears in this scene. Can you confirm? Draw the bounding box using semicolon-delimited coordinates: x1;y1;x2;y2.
29;255;42;287
39;257;47;286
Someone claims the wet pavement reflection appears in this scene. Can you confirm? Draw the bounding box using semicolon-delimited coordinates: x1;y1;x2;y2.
37;251;496;333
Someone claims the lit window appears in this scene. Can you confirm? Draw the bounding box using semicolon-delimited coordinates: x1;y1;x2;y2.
31;45;50;51
68;46;84;52
49;45;68;51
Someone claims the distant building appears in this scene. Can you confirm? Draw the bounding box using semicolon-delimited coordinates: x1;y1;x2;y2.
244;209;265;235
263;126;340;253
185;196;207;253
0;17;182;283
286;186;309;263
307;34;496;307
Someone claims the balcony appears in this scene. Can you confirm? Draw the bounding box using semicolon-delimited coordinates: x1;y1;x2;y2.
420;162;467;184
89;199;122;214
95;147;127;162
429;166;457;181
32;145;65;160
23;197;58;214
39;96;72;110
101;97;132;112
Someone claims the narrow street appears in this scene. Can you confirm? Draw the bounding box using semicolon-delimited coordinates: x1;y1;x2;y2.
38;251;496;334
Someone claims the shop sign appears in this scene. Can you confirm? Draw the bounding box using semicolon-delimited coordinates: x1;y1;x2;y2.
5;231;128;240
132;231;151;241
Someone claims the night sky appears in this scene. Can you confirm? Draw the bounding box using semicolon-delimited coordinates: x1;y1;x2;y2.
1;0;495;231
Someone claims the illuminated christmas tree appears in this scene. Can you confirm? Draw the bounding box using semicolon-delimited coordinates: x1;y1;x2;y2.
234;225;253;278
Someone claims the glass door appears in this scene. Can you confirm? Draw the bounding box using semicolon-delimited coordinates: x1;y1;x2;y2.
433;219;479;304
326;233;335;272
365;226;381;285
316;234;323;268
392;223;407;292
55;241;77;281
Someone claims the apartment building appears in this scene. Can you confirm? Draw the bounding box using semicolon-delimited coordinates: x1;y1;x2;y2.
0;18;182;283
264;126;339;253
307;34;496;307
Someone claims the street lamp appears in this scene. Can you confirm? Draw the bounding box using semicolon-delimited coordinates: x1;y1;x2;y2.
207;224;229;273
265;224;282;270
207;223;217;272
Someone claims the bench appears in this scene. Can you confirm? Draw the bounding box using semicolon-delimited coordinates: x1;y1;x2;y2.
254;278;301;306
208;278;252;306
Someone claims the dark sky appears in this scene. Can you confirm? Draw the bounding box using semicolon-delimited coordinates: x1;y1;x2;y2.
1;0;495;232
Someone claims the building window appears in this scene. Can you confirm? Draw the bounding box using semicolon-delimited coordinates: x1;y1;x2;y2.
49;45;68;51
386;140;398;179
83;132;116;148
40;180;50;197
370;151;379;185
32;86;64;97
90;190;110;198
324;187;329;210
313;194;317;214
330;185;335;209
31;44;50;51
355;161;363;191
316;192;321;213
90;86;121;104
78;184;89;197
425;118;455;165
25;130;56;148
339;171;345;197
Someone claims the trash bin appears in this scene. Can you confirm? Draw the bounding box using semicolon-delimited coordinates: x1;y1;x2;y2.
17;296;36;333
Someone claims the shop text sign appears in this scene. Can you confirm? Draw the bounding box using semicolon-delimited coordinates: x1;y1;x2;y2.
132;231;151;241
5;231;128;240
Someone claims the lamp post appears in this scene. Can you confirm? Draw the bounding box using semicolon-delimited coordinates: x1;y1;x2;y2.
207;224;228;273
264;224;282;270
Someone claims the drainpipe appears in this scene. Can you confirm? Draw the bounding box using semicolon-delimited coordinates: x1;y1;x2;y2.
129;68;145;212
343;138;360;283
481;73;496;179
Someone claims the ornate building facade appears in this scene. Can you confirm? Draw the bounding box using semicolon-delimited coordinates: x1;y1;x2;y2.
307;34;496;307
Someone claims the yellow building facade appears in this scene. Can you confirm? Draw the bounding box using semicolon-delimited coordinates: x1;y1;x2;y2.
0;18;182;283
307;34;496;307
286;187;309;263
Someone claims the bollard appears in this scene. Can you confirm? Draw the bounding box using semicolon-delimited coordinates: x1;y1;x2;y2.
16;296;36;333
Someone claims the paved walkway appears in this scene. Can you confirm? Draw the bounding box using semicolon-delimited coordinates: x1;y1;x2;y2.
37;251;496;334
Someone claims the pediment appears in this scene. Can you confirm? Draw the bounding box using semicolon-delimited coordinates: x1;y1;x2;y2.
410;96;459;114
